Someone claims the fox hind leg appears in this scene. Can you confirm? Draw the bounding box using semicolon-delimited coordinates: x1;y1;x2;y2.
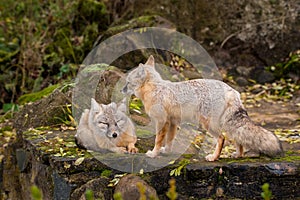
205;134;225;161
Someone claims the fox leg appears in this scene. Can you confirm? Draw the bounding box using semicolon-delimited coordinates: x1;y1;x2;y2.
146;120;170;158
164;122;178;153
110;146;128;153
232;143;244;158
205;135;225;161
127;143;138;153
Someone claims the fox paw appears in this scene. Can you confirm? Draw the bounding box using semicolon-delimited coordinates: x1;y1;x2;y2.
146;150;158;158
114;147;127;154
205;154;217;162
159;147;166;153
232;152;243;158
160;146;172;154
128;147;138;154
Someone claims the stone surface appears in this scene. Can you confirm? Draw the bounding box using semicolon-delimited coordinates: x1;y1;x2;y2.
71;177;111;200
13;89;72;134
114;174;158;200
1;125;300;199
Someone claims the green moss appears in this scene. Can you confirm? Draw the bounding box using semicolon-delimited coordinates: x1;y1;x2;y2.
136;128;154;138
285;150;296;156
0;125;13;132
224;157;262;164
222;153;300;164
182;154;194;159
105;15;159;36
274;155;300;162
18;84;60;105
101;169;112;178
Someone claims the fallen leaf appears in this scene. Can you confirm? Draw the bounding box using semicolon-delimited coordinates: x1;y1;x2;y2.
74;157;85;166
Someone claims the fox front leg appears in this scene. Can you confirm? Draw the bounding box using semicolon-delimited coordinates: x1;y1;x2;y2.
163;122;178;153
127;143;138;154
205;135;225;161
110;146;128;154
146;120;170;158
232;143;244;158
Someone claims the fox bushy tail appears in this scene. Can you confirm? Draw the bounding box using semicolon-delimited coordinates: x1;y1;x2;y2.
224;107;283;157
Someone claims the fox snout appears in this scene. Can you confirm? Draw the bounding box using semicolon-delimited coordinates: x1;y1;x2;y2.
112;132;118;138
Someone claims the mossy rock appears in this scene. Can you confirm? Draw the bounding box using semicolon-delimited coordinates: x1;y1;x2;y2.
14;89;73;134
104;15;175;38
82;15;176;71
17;84;60;105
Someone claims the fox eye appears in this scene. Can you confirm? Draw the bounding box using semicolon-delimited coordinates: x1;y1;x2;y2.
116;119;125;126
98;121;109;127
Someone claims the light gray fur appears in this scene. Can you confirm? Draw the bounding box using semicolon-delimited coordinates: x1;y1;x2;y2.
75;98;136;153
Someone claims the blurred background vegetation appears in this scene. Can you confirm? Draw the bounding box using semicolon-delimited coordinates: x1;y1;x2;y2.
0;0;299;115
0;0;109;112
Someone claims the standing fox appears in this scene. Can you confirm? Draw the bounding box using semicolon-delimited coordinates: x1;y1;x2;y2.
122;55;283;161
75;98;138;153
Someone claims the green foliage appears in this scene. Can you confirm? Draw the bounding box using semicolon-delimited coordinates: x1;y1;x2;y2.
129;97;144;114
0;0;109;109
261;183;272;200
166;179;178;200
170;159;190;176
267;50;300;80
2;103;18;113
85;189;94;200
54;104;77;127
113;192;123;200
136;182;147;200
31;185;43;200
101;169;112;178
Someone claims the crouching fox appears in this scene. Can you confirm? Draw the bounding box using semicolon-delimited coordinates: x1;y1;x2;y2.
75;98;138;153
122;55;283;161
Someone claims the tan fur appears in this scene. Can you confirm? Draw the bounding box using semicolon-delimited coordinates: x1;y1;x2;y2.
122;55;283;160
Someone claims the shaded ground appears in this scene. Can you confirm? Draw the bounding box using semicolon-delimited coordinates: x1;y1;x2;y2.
246;99;300;129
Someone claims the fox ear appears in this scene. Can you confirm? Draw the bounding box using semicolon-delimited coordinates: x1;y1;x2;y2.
90;98;103;113
110;102;117;110
145;55;155;67
118;98;127;113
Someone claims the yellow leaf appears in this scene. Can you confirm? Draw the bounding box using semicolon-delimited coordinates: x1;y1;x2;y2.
74;157;85;166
